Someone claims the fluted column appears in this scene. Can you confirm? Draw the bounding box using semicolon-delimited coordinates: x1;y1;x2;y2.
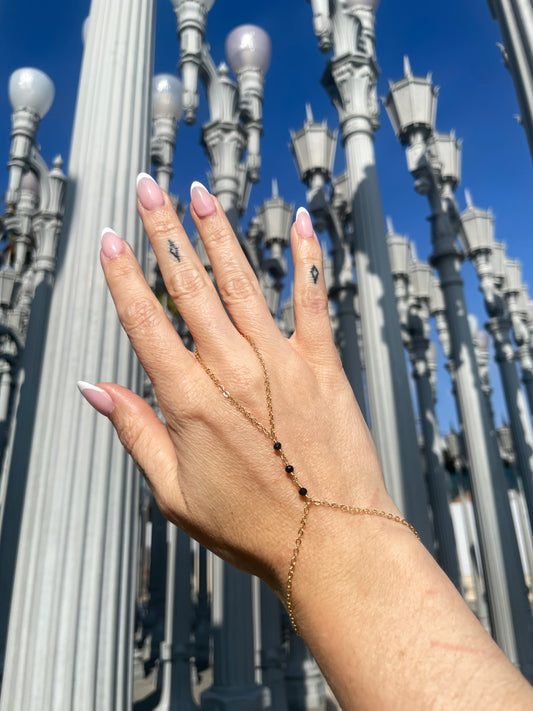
0;0;154;707
488;0;533;163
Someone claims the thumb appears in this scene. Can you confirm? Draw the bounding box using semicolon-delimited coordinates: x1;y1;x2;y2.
77;381;183;518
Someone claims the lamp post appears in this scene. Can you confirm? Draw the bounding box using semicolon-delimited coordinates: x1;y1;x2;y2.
307;0;433;546
0;69;66;682
386;58;533;676
151;73;184;193
290;107;366;413
487;0;533;164
502;259;533;416
461;196;533;533
0;0;154;705
5;68;55;210
387;229;461;586
171;6;270;708
255;180;294;318
173;0;271;246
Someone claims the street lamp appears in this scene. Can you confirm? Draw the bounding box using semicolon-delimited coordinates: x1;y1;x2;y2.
386;232;461;586
290;106;366;413
308;4;433;544
151;74;184;193
6;68;55;209
386;57;533;675
256;180;294;317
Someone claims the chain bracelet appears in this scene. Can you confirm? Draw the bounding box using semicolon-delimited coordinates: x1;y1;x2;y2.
195;336;420;635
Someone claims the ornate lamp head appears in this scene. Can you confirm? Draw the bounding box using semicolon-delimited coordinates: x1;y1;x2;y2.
384;57;438;145
460;191;494;256
431;131;462;190
386;219;410;279
290;105;337;187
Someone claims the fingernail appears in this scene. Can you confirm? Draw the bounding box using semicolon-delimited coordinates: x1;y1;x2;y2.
190;181;216;218
101;228;124;259
296;207;315;239
77;381;115;417
137;172;165;211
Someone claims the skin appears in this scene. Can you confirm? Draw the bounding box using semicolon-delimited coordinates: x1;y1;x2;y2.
96;181;533;710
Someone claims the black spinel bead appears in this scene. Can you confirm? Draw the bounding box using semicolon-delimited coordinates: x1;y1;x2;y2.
273;442;282;451
285;464;294;473
299;488;308;497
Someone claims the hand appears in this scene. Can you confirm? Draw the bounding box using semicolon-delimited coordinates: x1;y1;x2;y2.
81;175;392;599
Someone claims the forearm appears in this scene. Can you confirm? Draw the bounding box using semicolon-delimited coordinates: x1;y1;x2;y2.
291;503;533;711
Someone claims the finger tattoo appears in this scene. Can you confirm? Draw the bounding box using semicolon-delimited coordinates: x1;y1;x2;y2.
310;265;319;284
168;239;181;262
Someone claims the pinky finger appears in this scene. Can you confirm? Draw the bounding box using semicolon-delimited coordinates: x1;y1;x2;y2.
290;208;340;370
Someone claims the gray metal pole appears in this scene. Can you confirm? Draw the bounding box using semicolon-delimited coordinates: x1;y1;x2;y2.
488;315;533;532
429;205;533;677
260;585;289;711
154;526;198;711
408;306;462;588
317;3;434;545
0;0;154;706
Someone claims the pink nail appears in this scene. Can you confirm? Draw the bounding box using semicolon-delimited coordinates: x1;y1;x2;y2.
101;228;124;259
137;172;165;211
296;207;315;239
190;181;216;218
77;381;115;417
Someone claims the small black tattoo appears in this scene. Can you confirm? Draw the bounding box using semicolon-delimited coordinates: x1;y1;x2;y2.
310;265;319;284
168;239;181;262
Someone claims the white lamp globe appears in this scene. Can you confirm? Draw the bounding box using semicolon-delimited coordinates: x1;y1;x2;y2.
199;0;215;9
9;68;55;118
152;74;184;121
225;25;272;74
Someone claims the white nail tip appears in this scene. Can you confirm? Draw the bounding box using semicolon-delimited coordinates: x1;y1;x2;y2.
77;381;105;394
296;206;310;219
100;227;118;240
136;172;156;187
190;180;208;196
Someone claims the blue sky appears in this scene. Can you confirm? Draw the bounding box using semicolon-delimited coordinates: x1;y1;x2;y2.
1;0;532;433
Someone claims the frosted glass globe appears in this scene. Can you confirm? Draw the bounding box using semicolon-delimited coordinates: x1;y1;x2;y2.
9;68;55;118
152;74;184;120
225;25;272;74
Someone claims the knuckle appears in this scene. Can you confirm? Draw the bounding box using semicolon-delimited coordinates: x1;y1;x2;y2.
166;266;209;300
218;273;260;306
148;216;180;244
203;222;234;246
300;286;329;315
121;297;163;335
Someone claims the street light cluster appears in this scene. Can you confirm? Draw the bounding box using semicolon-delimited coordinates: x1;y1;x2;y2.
2;0;533;706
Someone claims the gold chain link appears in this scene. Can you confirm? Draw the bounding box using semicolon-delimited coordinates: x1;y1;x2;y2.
195;336;420;635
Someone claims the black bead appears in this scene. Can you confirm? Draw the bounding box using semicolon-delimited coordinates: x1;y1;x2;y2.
273;442;282;451
285;465;294;473
299;488;308;496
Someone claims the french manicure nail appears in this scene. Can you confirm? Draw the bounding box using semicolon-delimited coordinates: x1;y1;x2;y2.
101;228;125;259
190;180;216;218
137;172;165;211
295;207;315;239
77;381;115;417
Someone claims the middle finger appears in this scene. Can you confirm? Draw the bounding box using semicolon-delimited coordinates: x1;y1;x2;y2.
136;173;241;355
